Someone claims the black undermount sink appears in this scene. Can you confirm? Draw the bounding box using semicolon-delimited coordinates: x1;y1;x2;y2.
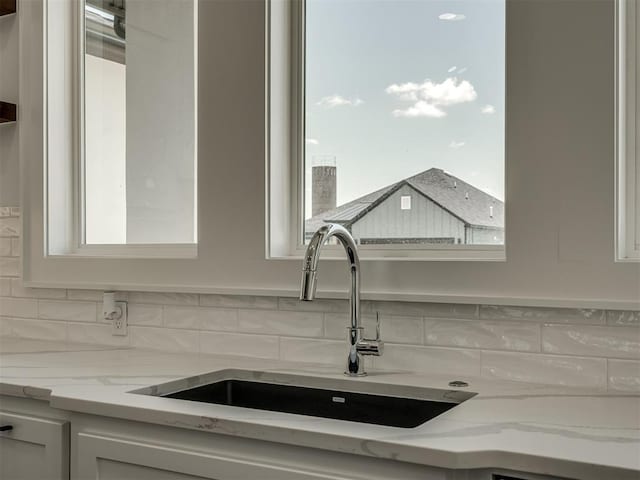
147;371;476;428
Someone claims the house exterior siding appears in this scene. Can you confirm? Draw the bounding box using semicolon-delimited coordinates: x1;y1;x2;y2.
351;184;466;243
467;226;504;245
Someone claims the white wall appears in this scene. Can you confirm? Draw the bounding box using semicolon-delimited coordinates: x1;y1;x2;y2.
125;0;196;244
16;0;640;308
85;54;127;244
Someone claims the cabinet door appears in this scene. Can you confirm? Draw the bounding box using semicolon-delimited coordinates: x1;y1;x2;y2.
76;431;401;480
0;411;69;480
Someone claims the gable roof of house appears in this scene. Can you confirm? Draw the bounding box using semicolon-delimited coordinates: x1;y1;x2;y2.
305;168;504;233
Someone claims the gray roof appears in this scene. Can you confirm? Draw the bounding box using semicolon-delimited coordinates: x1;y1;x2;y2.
306;168;504;233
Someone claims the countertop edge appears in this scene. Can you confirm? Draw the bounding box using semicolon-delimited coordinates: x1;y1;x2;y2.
38;390;639;480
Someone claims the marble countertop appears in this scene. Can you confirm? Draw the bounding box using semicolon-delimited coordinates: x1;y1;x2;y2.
1;337;639;480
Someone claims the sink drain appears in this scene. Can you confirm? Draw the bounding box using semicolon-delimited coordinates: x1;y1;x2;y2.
448;380;469;388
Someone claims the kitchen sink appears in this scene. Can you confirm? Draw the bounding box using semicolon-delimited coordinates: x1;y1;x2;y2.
133;370;476;428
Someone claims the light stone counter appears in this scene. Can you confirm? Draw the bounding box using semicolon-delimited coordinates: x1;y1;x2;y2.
0;337;638;480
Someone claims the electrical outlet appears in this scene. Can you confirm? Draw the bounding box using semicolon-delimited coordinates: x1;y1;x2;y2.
111;301;128;336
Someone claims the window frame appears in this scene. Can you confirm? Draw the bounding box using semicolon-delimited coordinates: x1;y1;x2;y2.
616;0;640;262
17;0;640;308
47;0;197;259
266;0;506;262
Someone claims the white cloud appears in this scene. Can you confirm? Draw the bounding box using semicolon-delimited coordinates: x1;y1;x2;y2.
457;67;468;74
393;102;446;118
305;138;319;145
448;66;457;73
439;13;466;21
316;95;364;108
481;104;496;114
449;140;466;149
386;77;478;118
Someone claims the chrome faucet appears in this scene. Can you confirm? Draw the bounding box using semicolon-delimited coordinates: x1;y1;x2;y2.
300;223;383;376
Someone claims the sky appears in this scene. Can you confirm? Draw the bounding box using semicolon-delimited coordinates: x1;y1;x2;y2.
304;0;505;219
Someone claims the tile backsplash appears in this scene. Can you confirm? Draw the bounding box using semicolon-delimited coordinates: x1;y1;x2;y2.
1;207;639;391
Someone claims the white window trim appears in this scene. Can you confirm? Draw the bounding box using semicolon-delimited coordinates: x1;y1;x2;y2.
616;0;640;262
46;0;196;259
265;0;506;262
20;0;637;308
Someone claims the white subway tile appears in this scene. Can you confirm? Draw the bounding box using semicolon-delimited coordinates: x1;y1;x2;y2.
0;279;11;297
10;238;20;257
480;305;605;325
163;305;237;331
0;317;14;336
0;297;38;318
11;318;67;342
130;326;199;353
279;337;345;366
200;294;278;310
68;323;130;347
238;309;323;337
127;304;163;326
370;315;424;344
542;325;640;359
324;313;373;340
128;292;198;306
374;344;482;377
481;351;607;388
0;217;19;237
0;257;19;277
542;324;640;359
199;308;238;331
608;360;640;392
324;313;423;345
279;297;349;313
38;300;97;322
607;310;640;326
0;239;11;256
200;331;279;359
370;301;477;319
11;279;66;299
424;318;540;352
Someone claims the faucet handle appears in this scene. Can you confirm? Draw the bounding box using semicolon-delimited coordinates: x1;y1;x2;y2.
356;312;384;357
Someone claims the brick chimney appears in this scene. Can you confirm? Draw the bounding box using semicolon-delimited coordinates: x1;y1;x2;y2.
311;155;337;217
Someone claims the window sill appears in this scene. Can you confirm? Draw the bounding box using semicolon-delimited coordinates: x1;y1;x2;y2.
269;245;506;262
20;279;640;310
48;244;198;259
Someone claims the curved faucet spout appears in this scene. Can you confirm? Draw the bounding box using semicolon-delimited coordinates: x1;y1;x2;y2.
300;224;382;376
300;223;360;331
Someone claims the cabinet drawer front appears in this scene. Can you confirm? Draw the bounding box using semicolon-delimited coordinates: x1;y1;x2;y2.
0;410;70;480
77;431;439;480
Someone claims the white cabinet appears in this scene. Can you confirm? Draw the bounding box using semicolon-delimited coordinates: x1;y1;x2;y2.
71;414;449;480
0;399;70;480
76;431;352;480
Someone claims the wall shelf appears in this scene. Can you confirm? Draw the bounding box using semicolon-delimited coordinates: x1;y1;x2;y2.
0;102;16;123
0;0;16;16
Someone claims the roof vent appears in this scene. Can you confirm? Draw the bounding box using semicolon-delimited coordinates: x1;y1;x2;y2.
454;181;457;188
465;192;469;200
489;206;494;218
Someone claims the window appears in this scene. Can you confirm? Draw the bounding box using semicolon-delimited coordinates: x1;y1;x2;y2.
269;0;506;260
617;0;640;261
48;0;197;254
19;0;639;304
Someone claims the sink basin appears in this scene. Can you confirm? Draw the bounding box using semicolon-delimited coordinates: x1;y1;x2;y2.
133;370;476;428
